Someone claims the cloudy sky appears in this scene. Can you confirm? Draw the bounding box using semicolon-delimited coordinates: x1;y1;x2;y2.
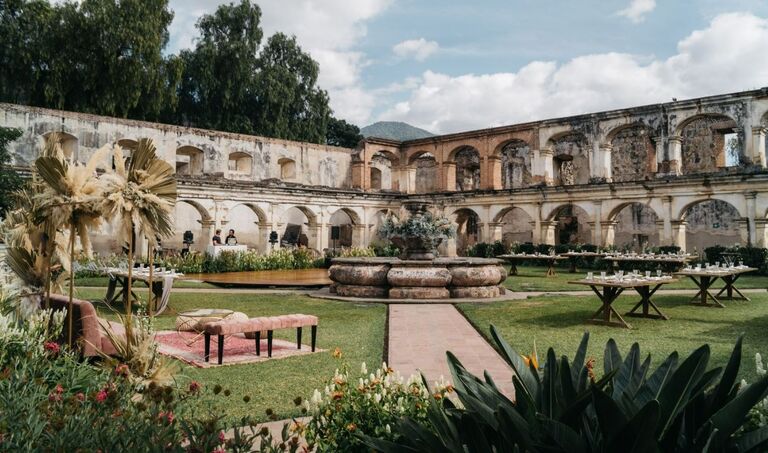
166;0;768;133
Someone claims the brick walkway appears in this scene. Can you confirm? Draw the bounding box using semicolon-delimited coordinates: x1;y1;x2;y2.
388;304;515;397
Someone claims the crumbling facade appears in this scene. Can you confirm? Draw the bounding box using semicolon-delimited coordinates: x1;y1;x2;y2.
2;86;768;255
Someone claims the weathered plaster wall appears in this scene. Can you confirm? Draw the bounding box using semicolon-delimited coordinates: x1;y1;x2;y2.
611;127;655;182
500;140;531;189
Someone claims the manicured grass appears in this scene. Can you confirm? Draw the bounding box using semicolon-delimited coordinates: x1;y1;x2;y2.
75;276;216;289
459;292;768;383
76;288;386;422
503;265;768;292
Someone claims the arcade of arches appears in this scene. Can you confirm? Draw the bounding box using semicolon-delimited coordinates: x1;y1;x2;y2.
4;88;768;256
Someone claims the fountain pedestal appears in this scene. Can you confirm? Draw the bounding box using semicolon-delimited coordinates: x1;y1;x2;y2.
329;257;507;300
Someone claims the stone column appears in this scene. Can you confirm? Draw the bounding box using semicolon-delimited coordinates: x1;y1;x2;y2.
256;222;269;253
670;220;687;251
351;161;366;189
751;126;766;168
737;219;751;246
653;135;663;173
489;222;503;242
198;220;215;252
486;156;503;190
405;166;417;193
754;219;768;248
443;162;457;192
659;196;673;245
668;135;683;175
601;221;618;248
274;222;285;249
599;144;612;181
655;220;666;248
541;220;557;245
352;224;366;247
745;191;757;245
591;200;602;245
530;221;541;244
539;147;554;185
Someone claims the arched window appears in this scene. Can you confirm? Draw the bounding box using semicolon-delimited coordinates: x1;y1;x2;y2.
228;152;252;175
43;132;78;160
278;158;296;180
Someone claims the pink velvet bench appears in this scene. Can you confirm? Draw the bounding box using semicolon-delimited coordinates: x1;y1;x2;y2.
202;314;318;364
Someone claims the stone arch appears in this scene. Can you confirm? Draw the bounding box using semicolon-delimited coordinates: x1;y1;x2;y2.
173;199;212;251
606;124;656;182
496;139;532;189
228;151;253;175
279;206;318;248
450;146;481;191
679;199;743;251
408;151;439;193
676;113;740;173
176;145;204;176
547;203;593;245
227;203;267;248
494;206;534;246
42;131;78;160
370;151;398;190
548;132;590;185
278;157;296;180
607;202;660;250
328;208;360;248
452;208;481;254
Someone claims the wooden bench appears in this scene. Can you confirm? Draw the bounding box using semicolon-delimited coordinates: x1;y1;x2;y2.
202;314;318;364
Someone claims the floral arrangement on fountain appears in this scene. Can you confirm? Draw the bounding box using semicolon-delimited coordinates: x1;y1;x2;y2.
377;212;456;260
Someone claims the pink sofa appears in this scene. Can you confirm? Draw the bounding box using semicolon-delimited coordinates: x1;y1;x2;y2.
45;294;125;357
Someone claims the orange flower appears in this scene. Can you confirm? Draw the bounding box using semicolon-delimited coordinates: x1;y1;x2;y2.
346;423;357;432
332;391;344;400
433;393;443;400
586;358;596;383
332;348;342;359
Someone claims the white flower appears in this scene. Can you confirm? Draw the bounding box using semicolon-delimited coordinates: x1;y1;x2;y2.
385;424;391;434
361;362;368;374
311;389;323;405
374;393;382;403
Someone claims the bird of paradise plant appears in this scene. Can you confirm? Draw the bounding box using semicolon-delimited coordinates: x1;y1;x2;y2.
521;338;539;371
100;139;176;346
35;140;108;345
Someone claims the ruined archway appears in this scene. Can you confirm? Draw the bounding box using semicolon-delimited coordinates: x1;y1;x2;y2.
173;200;212;251
42;131;78;160
549;133;590;185
678;114;741;173
608;125;655;182
409;152;438;193
609;202;660;250
176;145;204;176
495;207;534;246
498;140;531;189
548;204;592;245
452;146;481;191
370;151;397;190
228;203;267;248
680;199;742;252
453;208;481;255
279;206;317;247
328;208;359;248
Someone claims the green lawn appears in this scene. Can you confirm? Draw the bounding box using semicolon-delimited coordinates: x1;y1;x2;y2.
75;276;216;289
76;288;386;422
459;292;768;383
503;265;768;292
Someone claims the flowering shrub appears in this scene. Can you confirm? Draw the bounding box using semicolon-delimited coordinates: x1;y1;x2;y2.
304;361;452;452
326;246;377;258
377;212;456;251
155;248;320;274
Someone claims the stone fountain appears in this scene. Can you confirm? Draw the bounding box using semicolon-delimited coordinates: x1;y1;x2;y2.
328;206;507;300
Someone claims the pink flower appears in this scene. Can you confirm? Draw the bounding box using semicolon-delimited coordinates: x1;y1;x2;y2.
114;364;130;377
166;411;175;424
75;393;85;402
218;431;226;443
96;389;108;402
44;342;60;355
189;381;201;393
55;384;64;394
48;392;61;402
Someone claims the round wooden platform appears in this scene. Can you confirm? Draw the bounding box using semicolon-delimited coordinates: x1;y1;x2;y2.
182;269;331;287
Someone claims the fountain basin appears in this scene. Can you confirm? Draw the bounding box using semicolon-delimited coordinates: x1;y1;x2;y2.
328;257;507;300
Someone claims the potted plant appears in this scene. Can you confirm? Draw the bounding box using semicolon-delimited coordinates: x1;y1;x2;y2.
377;212;456;260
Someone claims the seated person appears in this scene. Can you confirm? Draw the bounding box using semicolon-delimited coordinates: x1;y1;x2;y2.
225;229;238;246
212;229;222;246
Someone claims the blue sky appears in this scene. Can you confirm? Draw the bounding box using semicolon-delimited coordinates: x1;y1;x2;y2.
167;0;768;133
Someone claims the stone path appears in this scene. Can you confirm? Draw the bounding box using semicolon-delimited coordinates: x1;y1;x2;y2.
387;304;515;397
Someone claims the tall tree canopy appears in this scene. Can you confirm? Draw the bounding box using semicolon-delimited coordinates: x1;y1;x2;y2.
0;0;359;146
327;117;364;148
0;127;23;218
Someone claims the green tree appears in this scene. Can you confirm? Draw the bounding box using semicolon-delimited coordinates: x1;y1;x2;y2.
327;117;363;148
253;32;330;143
176;0;263;133
0;127;23;218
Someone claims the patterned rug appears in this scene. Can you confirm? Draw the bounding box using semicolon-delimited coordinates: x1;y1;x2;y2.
155;330;322;368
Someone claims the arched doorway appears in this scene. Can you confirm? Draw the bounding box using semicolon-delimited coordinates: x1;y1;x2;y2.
681;199;742;252
227;204;266;250
610;203;659;250
328;209;358;249
173;200;212;252
370;151;397;190
453;146;481;191
550;204;592;245
499;140;531;189
454;208;481;255
42;132;78;160
279;206;316;248
496;207;534;246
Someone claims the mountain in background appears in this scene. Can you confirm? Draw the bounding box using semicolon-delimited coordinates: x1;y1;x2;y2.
360;121;435;141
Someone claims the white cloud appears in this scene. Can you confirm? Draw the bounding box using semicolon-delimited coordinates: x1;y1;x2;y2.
379;12;768;134
617;0;656;23
392;38;439;61
167;0;391;125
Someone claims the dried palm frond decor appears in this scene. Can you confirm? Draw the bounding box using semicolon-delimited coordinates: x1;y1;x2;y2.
35;139;108;345
100;139;176;346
